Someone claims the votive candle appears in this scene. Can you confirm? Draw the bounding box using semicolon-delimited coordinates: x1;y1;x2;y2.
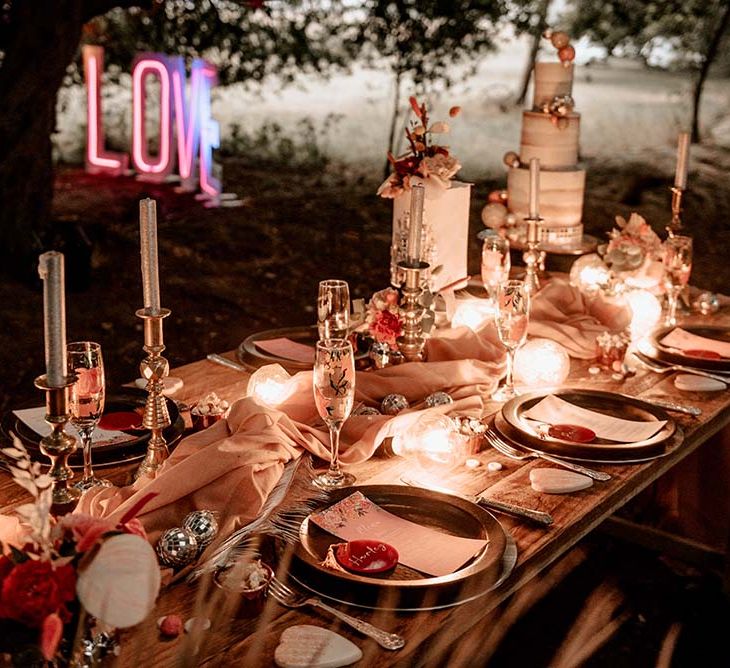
406;184;425;264
528;158;540;219
139;198;161;313
674;132;690;190
37;251;67;387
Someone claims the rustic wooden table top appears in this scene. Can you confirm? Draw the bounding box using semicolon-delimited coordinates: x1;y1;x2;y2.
2;310;729;667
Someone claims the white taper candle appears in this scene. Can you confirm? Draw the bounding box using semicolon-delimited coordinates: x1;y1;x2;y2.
139;198;161;313
528;158;540;219
407;184;425;263
37;251;67;387
674;132;690;189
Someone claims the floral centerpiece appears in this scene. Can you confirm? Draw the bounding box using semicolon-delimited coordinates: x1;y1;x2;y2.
0;438;160;665
379;97;471;293
377;97;462;199
366;288;403;351
602;213;664;290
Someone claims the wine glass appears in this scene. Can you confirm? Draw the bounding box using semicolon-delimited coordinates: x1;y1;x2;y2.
312;338;356;489
481;234;511;303
662;235;693;327
492;280;530;402
67;341;112;491
317;279;350;341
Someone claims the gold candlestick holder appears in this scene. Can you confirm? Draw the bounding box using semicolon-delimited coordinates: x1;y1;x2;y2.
522;216;543;297
397;260;430;363
667;186;684;237
34;374;79;507
134;307;172;480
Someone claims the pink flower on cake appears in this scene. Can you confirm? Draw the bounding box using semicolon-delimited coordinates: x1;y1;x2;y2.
421;154;461;189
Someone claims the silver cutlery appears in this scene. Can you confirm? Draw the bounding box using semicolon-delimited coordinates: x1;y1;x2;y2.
268;576;405;650
485;428;612;482
401;477;553;527
640;397;702;416
206;353;248;372
635;353;730;384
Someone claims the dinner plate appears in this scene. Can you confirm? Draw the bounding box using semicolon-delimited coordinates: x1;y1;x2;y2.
499;389;676;461
238;325;368;371
290;484;514;611
0;391;185;468
493;412;683;464
647;325;730;372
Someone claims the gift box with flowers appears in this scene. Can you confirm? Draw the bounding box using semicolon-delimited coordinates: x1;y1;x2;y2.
0;438;160;666
378;97;471;293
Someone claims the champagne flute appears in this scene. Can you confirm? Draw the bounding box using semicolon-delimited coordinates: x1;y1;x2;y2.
312;338;356;489
492;280;530;402
317;279;350;342
481;234;511;304
662;235;692;327
67;341;112;491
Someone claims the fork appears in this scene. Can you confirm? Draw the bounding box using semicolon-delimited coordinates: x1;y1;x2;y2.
485;429;611;482
268;576;405;650
634;354;730;384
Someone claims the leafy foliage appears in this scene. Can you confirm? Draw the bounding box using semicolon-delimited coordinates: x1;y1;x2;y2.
79;0;353;86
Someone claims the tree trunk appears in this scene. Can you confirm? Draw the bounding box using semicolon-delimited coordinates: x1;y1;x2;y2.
0;0;145;279
691;1;730;142
515;0;551;107
384;68;403;179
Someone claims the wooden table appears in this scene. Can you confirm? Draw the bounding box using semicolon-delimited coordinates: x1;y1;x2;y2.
2;321;729;667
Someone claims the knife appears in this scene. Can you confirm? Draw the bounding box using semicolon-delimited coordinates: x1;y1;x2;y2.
642;397;702;417
206;353;248;372
401;477;553;527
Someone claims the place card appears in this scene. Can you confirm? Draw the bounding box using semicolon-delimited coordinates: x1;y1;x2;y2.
13;406;135;448
523;395;666;443
254;337;314;364
660;328;730;359
310;491;488;577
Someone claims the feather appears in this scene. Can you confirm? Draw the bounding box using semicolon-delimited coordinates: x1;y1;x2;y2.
187;455;331;582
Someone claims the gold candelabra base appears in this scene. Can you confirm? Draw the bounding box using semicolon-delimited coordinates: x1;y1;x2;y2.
522;216;543;297
134;308;172;480
667;186;684;237
396;260;430;363
34;374;79;507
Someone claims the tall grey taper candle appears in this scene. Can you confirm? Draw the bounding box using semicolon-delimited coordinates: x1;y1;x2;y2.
38;251;67;387
674;132;690;190
406;183;425;264
139;198;161;313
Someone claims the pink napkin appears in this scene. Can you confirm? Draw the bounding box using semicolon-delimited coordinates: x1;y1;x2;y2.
77;326;505;545
528;279;631;359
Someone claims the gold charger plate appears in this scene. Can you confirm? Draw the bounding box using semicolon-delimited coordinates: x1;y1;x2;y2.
499;389;676;461
647;325;730;372
238;325;368;371
290;484;515;611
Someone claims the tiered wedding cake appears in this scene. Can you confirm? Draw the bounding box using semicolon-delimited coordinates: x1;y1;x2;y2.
506;56;585;247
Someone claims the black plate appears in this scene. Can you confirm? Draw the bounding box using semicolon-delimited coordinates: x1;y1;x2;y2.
499;389;676;461
290;484;514;611
648;325;730;372
1;390;184;468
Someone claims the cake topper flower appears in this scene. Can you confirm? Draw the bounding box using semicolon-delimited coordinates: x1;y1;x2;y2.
377;97;462;199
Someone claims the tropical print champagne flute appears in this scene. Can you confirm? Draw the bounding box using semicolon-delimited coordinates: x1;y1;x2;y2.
662;235;692;327
67;341;112;491
312;338;356;489
492;280;530;402
317;279;350;342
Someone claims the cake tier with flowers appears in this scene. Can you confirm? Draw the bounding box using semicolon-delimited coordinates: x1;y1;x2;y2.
505;34;586;248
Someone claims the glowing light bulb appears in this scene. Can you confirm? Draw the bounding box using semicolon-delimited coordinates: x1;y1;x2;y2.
514;338;571;387
451;299;494;331
246;364;294;407
625;289;661;341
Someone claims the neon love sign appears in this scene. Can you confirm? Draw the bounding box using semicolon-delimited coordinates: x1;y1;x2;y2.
83;45;221;202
